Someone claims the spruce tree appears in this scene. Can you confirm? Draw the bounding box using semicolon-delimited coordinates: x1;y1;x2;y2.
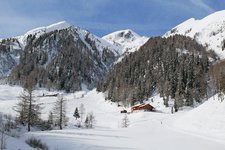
73;107;80;120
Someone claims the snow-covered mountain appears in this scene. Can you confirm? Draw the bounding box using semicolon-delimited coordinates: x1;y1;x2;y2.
164;10;225;58
0;22;149;79
103;29;148;55
0;21;72;77
16;21;120;56
0;21;121;92
16;21;71;47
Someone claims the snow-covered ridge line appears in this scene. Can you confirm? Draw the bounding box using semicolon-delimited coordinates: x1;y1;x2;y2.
24;21;71;37
16;21;71;46
164;10;225;58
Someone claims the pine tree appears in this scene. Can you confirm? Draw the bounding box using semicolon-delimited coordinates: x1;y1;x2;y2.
73;107;80;120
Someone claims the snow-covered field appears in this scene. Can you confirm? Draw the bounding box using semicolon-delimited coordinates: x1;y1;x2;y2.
0;85;225;150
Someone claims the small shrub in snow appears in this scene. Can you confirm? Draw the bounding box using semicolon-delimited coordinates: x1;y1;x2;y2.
37;120;52;131
26;137;49;150
75;120;81;128
4;114;17;132
84;112;95;128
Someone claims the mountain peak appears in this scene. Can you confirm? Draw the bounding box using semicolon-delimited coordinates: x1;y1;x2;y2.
102;29;148;56
45;21;71;31
164;10;225;58
103;29;141;40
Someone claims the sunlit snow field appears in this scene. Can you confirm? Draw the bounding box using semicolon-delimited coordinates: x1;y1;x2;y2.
0;85;225;150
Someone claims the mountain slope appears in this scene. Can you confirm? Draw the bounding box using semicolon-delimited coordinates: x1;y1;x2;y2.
6;22;119;92
97;35;215;107
0;38;23;77
103;29;148;56
164;10;225;58
174;94;225;140
0;21;71;78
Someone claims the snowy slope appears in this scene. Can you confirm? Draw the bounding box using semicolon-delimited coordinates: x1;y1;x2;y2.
73;27;120;57
1;85;225;149
173;94;225;141
103;29;148;55
164;10;225;58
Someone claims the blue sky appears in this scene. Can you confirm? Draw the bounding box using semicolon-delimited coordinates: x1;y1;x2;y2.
0;0;224;38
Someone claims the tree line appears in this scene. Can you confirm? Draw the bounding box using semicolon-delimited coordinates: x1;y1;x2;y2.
97;35;218;110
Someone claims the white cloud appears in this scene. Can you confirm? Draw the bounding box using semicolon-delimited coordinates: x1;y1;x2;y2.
190;0;215;13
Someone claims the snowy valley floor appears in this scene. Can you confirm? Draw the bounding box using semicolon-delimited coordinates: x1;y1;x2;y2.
0;85;225;150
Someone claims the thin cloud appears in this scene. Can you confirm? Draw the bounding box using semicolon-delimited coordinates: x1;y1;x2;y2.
190;0;215;13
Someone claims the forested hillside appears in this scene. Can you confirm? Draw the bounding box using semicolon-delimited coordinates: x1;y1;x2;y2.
97;35;217;109
9;27;118;92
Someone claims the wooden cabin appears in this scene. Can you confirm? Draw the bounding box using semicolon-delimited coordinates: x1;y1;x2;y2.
131;103;154;112
131;106;140;112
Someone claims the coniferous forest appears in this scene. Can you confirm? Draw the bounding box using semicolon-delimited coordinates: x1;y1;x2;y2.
97;35;218;109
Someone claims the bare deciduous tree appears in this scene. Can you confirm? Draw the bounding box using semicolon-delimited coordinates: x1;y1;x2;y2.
121;114;129;128
53;94;67;130
14;77;41;132
79;104;85;123
0;114;6;150
84;112;95;128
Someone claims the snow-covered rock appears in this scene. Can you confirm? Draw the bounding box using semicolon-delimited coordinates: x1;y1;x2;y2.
164;10;225;58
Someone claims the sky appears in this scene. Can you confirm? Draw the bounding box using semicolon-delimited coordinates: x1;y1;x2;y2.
0;0;225;38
